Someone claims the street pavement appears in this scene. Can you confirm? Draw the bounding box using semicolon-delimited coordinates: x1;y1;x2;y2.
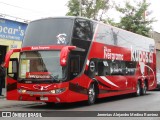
0;89;160;120
0;88;40;109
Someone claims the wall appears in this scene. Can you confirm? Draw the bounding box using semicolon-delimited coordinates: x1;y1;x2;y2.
150;31;160;71
0;18;27;59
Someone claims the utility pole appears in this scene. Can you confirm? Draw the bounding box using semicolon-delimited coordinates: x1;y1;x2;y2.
79;0;82;16
143;0;146;21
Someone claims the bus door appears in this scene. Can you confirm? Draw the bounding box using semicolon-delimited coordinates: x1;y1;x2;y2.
6;58;19;100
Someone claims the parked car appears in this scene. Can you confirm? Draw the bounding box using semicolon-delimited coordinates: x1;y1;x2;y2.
157;72;160;89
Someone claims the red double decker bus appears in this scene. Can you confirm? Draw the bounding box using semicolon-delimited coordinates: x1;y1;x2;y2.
5;16;157;105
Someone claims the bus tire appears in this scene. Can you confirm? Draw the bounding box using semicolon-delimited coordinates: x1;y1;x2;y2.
135;81;141;96
141;81;147;95
88;83;96;105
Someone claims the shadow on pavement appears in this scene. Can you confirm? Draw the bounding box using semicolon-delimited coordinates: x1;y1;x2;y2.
24;92;151;110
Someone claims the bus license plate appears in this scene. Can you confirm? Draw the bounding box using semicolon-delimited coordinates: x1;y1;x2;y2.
40;97;48;101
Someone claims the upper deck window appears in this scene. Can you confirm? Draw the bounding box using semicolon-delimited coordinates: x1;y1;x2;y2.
95;24;114;45
23;18;74;47
73;19;92;41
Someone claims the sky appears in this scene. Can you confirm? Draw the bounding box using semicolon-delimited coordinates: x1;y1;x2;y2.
0;0;160;33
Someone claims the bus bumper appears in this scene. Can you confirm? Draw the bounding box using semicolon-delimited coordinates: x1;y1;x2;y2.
18;89;88;103
19;94;64;103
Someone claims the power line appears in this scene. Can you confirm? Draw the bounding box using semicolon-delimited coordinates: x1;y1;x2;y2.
0;1;46;14
0;12;30;23
0;1;49;23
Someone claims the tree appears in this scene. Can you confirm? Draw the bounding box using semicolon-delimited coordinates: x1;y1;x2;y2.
111;0;156;37
66;0;110;21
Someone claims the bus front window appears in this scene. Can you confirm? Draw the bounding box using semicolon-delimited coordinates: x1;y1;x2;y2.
19;51;66;81
23;18;73;47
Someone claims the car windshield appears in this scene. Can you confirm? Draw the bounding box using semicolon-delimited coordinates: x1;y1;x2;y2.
19;51;66;81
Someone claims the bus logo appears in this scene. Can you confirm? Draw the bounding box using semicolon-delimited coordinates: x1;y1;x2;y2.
56;33;67;44
33;84;48;91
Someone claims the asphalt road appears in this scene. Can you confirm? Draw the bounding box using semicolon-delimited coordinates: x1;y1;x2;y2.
0;90;160;120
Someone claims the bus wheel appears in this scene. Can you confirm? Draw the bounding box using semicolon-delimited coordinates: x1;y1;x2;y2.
88;83;96;105
135;81;141;96
141;81;147;95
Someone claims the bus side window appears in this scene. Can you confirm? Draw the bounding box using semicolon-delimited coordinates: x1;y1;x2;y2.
70;55;80;79
97;61;104;76
98;60;110;76
103;61;110;75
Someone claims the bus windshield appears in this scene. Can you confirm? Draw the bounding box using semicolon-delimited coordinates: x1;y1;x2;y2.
19;51;66;81
23;18;73;47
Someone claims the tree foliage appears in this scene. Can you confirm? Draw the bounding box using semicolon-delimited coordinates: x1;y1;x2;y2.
66;0;110;21
66;0;155;37
112;0;156;37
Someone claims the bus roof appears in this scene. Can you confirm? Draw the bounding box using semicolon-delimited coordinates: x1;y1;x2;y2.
29;16;99;24
29;16;154;43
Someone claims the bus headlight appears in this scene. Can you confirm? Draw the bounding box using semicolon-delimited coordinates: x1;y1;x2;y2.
22;89;27;93
18;89;27;94
50;88;66;94
50;90;56;94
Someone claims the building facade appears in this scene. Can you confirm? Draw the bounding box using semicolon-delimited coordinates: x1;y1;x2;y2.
0;18;27;87
150;31;160;72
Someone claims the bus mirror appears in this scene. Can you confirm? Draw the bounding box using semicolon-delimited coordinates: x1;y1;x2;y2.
60;46;76;66
5;48;21;68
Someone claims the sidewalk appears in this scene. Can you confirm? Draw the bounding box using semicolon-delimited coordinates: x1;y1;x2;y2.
0;88;42;109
